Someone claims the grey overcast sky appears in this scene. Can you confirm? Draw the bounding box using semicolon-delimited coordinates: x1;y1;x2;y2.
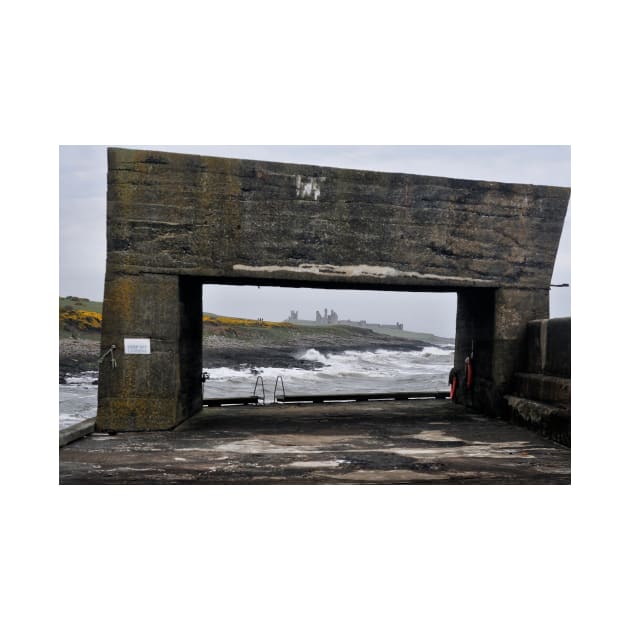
59;145;570;338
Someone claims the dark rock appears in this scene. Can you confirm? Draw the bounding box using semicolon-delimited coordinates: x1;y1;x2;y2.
59;338;100;376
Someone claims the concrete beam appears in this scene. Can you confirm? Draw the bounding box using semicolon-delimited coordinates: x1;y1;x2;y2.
106;148;570;290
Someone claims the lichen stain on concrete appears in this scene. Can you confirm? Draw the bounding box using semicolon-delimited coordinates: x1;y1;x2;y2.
295;174;325;200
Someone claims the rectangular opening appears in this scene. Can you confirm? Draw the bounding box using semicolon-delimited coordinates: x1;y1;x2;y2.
201;284;457;405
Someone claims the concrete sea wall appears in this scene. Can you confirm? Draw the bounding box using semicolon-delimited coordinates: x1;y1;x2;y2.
505;317;571;445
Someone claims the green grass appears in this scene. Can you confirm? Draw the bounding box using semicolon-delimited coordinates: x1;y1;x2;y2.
59;296;103;314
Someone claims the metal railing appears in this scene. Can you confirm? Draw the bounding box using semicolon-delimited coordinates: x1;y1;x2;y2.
273;376;286;403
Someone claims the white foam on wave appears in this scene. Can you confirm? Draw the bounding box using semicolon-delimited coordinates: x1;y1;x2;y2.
419;346;454;357
205;347;453;383
203;366;253;380
63;371;99;385
294;347;454;378
298;348;329;363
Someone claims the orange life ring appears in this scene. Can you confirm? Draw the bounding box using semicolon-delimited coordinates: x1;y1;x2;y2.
464;356;473;389
450;376;457;399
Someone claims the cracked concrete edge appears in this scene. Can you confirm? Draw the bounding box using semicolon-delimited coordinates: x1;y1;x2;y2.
59;417;96;448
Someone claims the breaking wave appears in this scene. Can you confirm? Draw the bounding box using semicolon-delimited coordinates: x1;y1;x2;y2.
203;347;454;404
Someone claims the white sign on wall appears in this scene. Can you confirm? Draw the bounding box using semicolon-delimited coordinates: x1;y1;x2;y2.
124;338;151;354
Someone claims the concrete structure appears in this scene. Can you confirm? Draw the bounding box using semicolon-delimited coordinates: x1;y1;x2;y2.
97;148;570;431
506;317;571;445
59;418;96;447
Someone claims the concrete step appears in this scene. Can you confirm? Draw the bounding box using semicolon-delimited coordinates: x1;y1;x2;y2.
60;418;96;447
513;372;570;405
505;395;570;446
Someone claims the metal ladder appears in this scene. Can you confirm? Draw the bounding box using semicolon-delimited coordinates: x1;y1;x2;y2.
253;375;266;405
273;376;286;403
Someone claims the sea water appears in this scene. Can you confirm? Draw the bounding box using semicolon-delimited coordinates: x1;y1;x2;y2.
59;371;99;429
59;347;454;428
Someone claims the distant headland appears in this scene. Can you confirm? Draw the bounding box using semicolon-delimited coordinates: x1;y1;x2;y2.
285;309;453;345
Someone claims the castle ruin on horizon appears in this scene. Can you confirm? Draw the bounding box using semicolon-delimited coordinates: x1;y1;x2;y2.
287;309;404;330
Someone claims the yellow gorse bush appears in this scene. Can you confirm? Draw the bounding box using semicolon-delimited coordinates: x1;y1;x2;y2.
59;310;292;331
60;309;103;330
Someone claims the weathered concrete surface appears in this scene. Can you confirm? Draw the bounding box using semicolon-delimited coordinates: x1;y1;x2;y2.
513;372;570;405
505;317;570;445
99;148;570;431
505;396;570;446
61;400;570;484
525;317;571;377
106;148;570;290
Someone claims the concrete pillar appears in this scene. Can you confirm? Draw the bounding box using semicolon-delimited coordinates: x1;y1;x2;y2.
487;288;548;415
177;276;203;421
455;289;495;409
455;288;548;416
96;273;202;431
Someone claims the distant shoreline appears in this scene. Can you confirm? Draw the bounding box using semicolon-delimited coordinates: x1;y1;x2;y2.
284;318;454;346
201;328;431;371
59;323;446;379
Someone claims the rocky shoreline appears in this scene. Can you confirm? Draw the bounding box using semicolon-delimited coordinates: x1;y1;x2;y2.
59;325;437;381
59;338;101;381
201;334;428;371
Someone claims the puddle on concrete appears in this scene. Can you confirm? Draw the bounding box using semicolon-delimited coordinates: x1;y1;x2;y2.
214;439;325;454
392;441;537;460
331;469;451;482
408;429;464;443
288;460;344;468
268;434;356;446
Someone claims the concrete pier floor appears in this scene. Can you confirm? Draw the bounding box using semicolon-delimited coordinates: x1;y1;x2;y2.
59;400;570;484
